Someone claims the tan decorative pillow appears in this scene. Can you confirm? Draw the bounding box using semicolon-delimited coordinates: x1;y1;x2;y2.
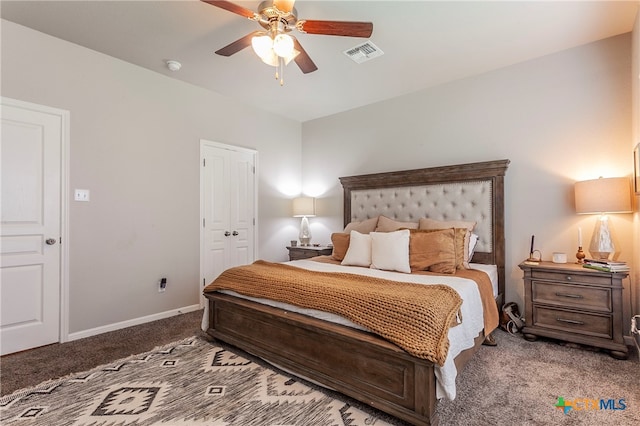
330;233;350;261
375;215;419;232
409;229;457;274
418;218;477;268
411;227;467;270
343;216;379;234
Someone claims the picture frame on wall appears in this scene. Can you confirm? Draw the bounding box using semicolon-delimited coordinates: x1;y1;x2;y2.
635;143;640;194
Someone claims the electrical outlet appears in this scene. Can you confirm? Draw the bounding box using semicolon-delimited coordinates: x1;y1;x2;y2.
158;277;167;293
74;189;90;202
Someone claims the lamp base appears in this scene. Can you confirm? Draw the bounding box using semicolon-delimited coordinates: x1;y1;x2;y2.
298;216;311;247
588;215;620;261
299;237;311;247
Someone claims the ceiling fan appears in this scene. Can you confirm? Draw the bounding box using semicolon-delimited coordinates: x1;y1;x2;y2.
202;0;373;84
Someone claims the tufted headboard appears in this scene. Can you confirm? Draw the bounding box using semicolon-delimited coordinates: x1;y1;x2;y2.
339;159;509;301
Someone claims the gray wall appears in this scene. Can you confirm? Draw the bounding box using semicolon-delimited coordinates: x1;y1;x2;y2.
3;18;636;338
1;20;302;335
301;34;634;314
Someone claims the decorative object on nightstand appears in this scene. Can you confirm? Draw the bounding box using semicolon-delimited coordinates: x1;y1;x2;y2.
519;261;629;359
526;235;541;263
575;227;586;264
292;196;316;246
287;245;332;261
574;177;632;260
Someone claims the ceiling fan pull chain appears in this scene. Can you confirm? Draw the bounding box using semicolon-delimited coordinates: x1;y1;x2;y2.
279;56;285;86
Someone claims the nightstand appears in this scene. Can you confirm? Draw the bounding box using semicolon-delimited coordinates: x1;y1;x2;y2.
519;261;628;359
287;245;333;261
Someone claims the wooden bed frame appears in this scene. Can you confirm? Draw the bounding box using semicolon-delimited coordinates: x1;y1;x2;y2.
205;159;509;426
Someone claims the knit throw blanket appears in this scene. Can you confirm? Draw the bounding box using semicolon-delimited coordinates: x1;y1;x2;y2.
204;260;463;366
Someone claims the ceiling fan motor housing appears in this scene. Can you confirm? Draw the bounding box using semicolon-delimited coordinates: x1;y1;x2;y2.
257;0;297;33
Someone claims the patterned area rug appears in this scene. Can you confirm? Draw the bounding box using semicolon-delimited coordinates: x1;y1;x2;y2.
0;336;402;425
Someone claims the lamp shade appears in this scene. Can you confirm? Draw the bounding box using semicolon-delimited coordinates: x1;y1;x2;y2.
292;197;316;217
574;177;632;214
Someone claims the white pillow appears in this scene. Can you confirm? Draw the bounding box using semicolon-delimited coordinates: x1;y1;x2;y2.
370;229;411;273
469;233;479;259
341;231;372;267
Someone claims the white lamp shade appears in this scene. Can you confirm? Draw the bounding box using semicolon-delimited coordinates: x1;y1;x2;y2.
251;34;273;57
273;33;294;57
292;197;316;217
273;0;296;12
574;177;632;214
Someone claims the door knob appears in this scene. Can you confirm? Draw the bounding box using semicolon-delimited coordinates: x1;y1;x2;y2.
224;231;231;237
46;238;57;245
232;231;239;236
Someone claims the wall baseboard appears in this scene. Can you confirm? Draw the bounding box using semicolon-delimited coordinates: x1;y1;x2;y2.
67;304;202;342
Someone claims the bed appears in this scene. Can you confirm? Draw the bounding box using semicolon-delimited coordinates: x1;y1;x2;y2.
203;159;509;426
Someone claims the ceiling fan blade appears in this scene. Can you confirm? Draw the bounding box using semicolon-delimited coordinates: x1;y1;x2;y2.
215;31;262;56
292;38;317;74
201;0;256;19
298;20;373;38
273;0;296;13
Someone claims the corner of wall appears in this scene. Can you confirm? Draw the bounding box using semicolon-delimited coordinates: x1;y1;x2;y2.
631;6;640;337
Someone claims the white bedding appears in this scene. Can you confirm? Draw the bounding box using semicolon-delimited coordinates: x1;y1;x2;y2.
202;260;497;400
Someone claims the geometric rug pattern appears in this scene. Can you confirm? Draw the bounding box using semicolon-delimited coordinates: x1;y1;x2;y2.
0;336;400;425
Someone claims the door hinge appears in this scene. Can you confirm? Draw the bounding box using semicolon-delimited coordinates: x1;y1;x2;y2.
202;218;205;227
203;278;206;287
203;158;206;167
252;165;255;174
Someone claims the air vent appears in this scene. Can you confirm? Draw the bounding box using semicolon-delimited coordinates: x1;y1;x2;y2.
343;41;383;64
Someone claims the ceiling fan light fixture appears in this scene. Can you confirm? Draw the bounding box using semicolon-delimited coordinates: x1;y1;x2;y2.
286;49;300;64
251;33;273;59
259;50;279;67
273;33;294;57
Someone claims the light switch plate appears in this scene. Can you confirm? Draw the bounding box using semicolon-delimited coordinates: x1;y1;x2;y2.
74;189;90;202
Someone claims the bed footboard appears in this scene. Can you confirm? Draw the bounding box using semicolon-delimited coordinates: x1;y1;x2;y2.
206;292;440;426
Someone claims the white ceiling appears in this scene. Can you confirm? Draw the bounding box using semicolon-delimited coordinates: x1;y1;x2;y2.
1;1;637;122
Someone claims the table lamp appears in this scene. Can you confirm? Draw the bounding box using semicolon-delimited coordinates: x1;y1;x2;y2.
292;197;316;246
574;177;632;260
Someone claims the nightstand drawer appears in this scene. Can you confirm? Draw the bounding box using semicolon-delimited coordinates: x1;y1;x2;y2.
532;281;612;313
289;251;316;260
531;270;611;286
533;306;612;339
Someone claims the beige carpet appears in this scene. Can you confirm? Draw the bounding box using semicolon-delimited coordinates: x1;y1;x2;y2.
436;330;640;425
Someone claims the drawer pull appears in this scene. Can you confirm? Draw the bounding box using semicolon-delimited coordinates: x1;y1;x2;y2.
555;292;583;299
566;276;572;281
556;318;584;325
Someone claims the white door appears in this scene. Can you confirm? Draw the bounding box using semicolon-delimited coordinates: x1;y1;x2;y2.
200;141;256;300
1;99;66;355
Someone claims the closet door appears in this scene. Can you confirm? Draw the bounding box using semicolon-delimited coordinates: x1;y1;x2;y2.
228;149;255;267
200;141;256;298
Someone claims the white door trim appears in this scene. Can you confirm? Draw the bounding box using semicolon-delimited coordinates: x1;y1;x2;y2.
199;139;258;307
1;97;70;344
